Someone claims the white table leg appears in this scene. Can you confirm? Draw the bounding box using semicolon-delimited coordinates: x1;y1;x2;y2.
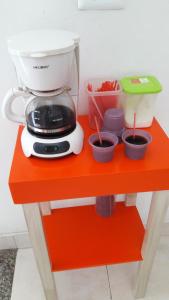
125;193;137;206
135;190;169;299
23;203;58;300
40;202;51;216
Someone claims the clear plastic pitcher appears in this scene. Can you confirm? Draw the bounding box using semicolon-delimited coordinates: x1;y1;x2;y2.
86;78;123;129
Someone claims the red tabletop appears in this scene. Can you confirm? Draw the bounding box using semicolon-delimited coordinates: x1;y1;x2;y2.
9;116;169;204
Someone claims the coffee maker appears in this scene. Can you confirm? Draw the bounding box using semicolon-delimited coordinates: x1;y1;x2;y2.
2;29;84;158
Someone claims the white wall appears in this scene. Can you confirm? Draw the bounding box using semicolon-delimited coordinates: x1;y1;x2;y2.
1;0;169;235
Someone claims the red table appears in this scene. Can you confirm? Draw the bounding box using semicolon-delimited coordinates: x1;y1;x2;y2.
9;116;169;300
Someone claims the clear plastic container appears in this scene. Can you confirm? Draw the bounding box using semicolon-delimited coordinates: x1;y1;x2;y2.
86;78;123;130
120;76;162;128
122;94;158;128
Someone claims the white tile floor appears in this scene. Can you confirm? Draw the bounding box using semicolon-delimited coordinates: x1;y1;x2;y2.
11;236;169;300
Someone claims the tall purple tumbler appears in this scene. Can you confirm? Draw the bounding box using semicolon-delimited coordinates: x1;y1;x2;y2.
96;195;115;217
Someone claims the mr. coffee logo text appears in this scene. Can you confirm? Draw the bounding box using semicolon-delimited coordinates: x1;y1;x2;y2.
33;65;49;69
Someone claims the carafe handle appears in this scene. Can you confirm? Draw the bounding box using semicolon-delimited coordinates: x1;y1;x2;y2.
2;88;28;124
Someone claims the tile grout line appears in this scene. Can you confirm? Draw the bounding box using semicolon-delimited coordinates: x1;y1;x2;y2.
106;265;112;300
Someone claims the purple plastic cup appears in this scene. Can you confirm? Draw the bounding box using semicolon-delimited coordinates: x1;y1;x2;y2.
122;129;152;160
96;195;116;217
103;108;125;132
89;132;118;163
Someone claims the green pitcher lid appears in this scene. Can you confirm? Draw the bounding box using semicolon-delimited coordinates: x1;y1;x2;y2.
120;75;162;95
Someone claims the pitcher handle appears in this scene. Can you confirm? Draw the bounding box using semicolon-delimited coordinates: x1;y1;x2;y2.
2;88;28;124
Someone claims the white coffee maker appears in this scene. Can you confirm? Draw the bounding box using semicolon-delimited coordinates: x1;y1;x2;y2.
2;29;84;158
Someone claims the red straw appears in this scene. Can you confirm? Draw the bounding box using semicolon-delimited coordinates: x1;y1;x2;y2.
88;83;103;121
94;116;102;145
133;112;136;138
114;80;117;91
112;80;115;91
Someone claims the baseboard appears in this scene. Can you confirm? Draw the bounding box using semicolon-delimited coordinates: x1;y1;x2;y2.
0;232;31;250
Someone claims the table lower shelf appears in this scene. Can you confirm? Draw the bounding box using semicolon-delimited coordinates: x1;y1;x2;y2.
42;202;145;272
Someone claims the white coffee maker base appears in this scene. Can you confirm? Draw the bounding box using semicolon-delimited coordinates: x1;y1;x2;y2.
21;122;84;158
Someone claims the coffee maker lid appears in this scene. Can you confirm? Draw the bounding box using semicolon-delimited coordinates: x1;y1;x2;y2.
8;29;80;57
